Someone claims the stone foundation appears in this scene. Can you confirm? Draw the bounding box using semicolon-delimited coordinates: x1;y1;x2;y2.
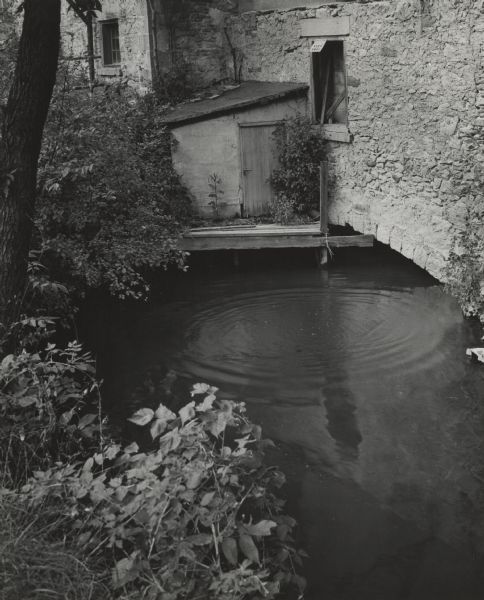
225;0;484;281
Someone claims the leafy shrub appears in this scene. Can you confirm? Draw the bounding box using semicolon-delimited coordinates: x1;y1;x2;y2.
37;71;192;300
269;194;296;226
271;116;326;221
0;340;104;488
21;384;306;600
153;62;195;105
445;206;484;320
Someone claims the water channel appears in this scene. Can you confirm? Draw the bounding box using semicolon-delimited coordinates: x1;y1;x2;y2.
98;245;484;600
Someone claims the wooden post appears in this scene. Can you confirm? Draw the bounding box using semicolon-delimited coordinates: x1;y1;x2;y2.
319;161;329;267
86;10;95;93
320;161;329;235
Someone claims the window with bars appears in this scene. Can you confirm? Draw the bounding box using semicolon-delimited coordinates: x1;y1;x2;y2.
311;40;348;125
101;20;121;66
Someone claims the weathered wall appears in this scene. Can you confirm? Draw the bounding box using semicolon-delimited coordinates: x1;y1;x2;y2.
62;0;152;89
171;96;307;216
152;0;239;87
225;0;484;281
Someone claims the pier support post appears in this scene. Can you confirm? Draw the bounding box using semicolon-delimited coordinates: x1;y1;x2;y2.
320;247;328;267
233;251;240;267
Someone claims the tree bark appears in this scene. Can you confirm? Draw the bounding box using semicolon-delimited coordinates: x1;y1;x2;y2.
0;0;61;328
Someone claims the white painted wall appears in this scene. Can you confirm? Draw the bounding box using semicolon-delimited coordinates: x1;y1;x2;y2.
171;96;308;217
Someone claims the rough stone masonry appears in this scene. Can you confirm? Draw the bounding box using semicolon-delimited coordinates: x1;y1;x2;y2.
225;0;484;281
62;0;484;283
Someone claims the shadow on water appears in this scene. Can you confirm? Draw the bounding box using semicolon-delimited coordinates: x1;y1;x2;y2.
82;244;484;600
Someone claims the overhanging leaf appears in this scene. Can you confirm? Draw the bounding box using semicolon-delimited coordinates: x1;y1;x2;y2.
128;408;154;426
221;537;238;566
238;534;260;564
179;402;195;425
242;520;277;537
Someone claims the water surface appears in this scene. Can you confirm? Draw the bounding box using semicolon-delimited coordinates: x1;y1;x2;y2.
102;247;484;600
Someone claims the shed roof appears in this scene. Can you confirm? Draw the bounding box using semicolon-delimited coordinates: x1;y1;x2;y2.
162;81;308;128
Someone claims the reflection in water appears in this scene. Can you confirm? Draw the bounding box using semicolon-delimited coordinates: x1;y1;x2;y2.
100;248;484;600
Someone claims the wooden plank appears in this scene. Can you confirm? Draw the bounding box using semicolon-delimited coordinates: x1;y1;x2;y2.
188;225;257;232
322;125;351;143
180;234;374;252
186;228;320;238
319;162;329;234
319;54;331;123
300;17;350;38
240;0;338;13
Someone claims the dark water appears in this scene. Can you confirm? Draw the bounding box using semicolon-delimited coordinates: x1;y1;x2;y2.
99;247;484;600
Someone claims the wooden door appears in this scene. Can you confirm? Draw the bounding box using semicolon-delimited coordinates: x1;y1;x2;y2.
240;123;280;216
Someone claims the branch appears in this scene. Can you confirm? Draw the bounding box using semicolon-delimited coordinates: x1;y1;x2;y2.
65;0;88;24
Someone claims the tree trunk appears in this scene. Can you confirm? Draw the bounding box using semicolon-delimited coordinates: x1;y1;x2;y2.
0;0;61;328
86;10;96;92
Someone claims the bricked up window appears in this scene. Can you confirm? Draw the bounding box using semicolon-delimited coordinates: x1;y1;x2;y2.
101;20;121;66
311;40;348;125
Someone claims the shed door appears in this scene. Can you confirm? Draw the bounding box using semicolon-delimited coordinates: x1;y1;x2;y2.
240;123;280;216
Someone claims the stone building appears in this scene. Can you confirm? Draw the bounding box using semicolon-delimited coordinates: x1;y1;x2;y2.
64;0;484;281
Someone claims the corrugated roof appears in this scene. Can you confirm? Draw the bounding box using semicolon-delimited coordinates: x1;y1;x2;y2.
162;81;308;127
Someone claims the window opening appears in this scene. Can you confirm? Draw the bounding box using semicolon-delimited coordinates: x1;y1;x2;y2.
101;20;121;66
311;40;348;125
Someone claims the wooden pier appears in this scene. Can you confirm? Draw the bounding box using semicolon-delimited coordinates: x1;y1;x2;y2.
179;163;374;262
180;223;374;252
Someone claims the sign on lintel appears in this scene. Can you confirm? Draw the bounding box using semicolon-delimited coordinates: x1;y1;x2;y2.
311;40;326;53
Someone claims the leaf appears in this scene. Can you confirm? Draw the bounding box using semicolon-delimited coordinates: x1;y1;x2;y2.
243;520;277;537
17;396;37;408
196;393;216;412
124;442;139;454
128;408;154;426
238;534;259;564
82;457;94;472
200;491;215;506
0;354;14;370
112;553;140;589
191;383;211;396
150;418;167;439
292;574;307;593
179;401;195;425
276;524;291;541
154;403;176;422
276;548;290;563
78;413;97;429
186;468;203;490
60;410;75;426
105;444;121;460
186;533;212;546
221;537;238;566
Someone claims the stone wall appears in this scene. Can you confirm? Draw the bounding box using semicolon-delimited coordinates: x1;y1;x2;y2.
61;0;152;90
152;0;239;87
225;0;484;281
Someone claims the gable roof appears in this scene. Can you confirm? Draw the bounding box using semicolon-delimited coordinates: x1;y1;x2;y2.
162;81;308;128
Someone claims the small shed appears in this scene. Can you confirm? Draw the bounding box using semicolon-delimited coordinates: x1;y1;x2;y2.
163;81;309;217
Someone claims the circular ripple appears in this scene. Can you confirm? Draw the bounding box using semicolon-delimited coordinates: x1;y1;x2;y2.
157;283;463;399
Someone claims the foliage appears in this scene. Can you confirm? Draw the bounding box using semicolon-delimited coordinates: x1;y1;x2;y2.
0;495;109;600
0;340;104;488
20;384;306;600
0;2;17;106
445;206;484;320
269;194;296;226
37;69;192;300
271;116;326;221
152;62;195;105
208;172;226;218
